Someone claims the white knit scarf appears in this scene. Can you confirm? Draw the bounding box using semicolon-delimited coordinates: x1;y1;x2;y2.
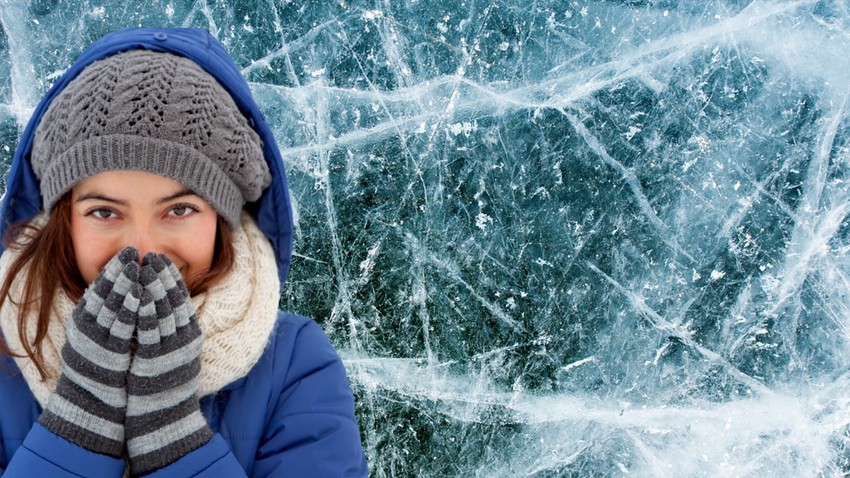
0;212;281;408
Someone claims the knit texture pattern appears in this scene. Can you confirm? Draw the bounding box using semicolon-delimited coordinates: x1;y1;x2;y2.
0;212;280;409
125;253;212;475
39;248;141;458
31;50;271;228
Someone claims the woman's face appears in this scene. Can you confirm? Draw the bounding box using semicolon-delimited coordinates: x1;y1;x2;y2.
70;170;218;286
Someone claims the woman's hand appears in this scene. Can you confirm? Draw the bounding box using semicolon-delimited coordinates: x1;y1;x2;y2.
125;253;212;476
39;247;141;458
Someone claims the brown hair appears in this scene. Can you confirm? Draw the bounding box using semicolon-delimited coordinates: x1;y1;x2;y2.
0;193;235;379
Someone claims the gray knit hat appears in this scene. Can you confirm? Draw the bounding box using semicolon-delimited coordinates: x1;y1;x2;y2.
31;49;271;229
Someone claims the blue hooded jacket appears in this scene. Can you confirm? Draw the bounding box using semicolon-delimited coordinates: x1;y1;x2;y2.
0;28;367;477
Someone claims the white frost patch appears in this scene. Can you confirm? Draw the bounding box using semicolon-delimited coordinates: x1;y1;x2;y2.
553;161;563;185
359;244;380;274
165;4;175;17
45;69;67;81
709;270;726;281
362;9;384;20
561;356;595;372
449;121;475;136
689;134;711;153
476;212;493;231
682;158;699;173
624;126;641;141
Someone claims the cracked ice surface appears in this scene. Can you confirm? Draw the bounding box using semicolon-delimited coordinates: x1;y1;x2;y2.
2;0;850;476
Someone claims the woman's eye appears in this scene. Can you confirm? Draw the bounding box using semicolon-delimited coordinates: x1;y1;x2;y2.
88;208;117;219
168;204;198;217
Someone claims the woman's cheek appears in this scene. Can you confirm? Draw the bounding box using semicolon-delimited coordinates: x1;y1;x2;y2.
71;225;122;285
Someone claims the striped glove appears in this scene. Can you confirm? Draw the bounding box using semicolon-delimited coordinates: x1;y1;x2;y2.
39;247;141;457
125;253;212;476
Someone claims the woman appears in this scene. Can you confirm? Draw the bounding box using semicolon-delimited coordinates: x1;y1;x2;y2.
0;28;368;477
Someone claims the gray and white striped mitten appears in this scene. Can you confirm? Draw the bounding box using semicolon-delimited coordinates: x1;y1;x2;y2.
125;253;212;476
40;247;141;457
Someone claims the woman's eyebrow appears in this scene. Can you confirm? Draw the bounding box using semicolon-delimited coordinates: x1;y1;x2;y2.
75;193;127;205
157;189;198;205
74;189;198;205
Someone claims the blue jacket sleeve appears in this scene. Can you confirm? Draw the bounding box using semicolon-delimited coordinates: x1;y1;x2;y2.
2;424;243;477
3;423;125;477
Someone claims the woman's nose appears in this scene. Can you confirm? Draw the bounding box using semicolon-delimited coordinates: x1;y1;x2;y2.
126;221;161;261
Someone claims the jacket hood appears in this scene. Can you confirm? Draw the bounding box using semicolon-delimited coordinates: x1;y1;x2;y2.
0;28;293;285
